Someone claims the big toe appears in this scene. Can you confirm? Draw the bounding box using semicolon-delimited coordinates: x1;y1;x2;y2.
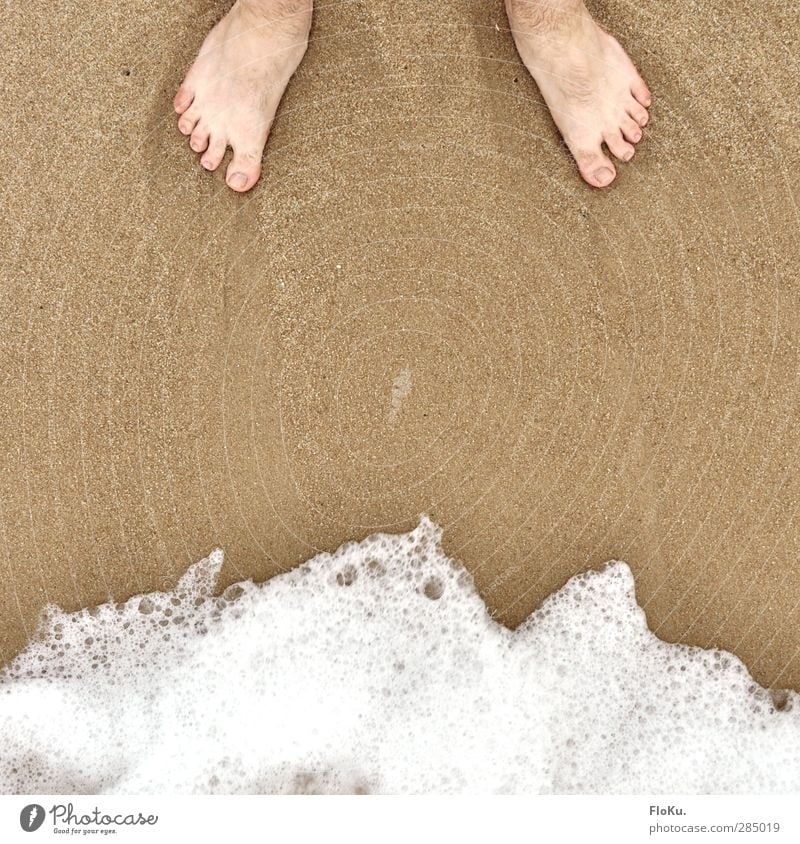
574;149;617;189
225;145;264;193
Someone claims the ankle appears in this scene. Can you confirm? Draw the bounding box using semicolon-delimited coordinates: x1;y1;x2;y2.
506;0;589;39
237;0;313;31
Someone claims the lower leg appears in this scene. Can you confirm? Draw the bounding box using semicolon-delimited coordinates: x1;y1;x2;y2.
174;0;313;192
505;0;651;188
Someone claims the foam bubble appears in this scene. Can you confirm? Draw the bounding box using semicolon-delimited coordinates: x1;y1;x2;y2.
1;518;798;793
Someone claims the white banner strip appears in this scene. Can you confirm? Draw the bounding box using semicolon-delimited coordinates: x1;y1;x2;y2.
2;795;797;843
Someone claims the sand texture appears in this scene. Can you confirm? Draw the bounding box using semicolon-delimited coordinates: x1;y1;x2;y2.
1;0;800;689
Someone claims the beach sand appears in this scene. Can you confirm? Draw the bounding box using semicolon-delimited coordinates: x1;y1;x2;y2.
1;0;799;690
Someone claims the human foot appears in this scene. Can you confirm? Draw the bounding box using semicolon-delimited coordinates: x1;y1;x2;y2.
173;0;312;192
506;0;651;188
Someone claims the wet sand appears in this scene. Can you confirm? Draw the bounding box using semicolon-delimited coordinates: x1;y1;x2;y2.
1;0;799;690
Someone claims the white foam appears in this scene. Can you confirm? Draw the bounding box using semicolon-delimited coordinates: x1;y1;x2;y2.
1;517;798;794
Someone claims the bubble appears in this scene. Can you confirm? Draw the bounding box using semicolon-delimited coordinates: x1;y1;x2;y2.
336;565;358;587
422;577;444;600
138;598;154;615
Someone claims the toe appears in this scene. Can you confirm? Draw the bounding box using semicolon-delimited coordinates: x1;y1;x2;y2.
189;125;210;154
225;145;263;193
628;100;650;128
173;85;195;115
621;116;643;145
573;148;617;189
604;130;636;163
200;136;227;171
631;78;652;108
177;107;201;136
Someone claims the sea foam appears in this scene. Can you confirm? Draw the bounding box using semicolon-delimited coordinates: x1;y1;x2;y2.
1;518;798;794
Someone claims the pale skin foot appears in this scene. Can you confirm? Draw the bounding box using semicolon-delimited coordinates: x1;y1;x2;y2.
505;0;652;188
174;0;312;193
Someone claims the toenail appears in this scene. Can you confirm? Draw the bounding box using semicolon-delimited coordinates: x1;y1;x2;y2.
593;168;613;186
624;150;634;161
229;173;247;189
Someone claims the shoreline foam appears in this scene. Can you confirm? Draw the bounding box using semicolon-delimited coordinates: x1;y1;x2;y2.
2;519;798;794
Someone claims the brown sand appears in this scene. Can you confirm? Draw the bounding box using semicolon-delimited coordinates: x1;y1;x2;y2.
1;0;800;690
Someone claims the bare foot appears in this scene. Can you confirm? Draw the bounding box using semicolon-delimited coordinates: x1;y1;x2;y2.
173;0;312;192
506;0;651;188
